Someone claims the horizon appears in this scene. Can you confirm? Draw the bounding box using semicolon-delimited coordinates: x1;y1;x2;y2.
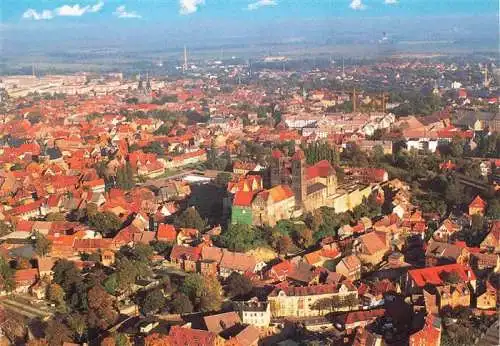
1;1;499;58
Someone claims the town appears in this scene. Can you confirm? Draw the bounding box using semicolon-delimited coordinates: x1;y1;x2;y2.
0;52;498;346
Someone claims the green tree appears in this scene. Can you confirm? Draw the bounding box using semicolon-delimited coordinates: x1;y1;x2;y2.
143;142;165;156
226;272;253;297
34;232;52;257
116;162;135;190
140;288;166;315
168;292;193;314
486;198;500;219
181;273;223;312
214;172;232;188
103;273;119;295
220;224;257;252
0;256;15;292
175;207;206;231
88;212;122;237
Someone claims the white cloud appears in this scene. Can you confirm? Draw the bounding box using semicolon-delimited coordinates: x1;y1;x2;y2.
349;0;366;10
90;2;104;13
247;0;277;11
384;0;398;4
179;0;205;15
113;5;142;19
22;9;54;20
56;4;91;16
23;2;103;20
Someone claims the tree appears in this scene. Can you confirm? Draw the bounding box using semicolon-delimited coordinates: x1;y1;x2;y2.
168;292;193;314
0;256;15;293
471;214;484;233
181;273;223;312
140;288;166;315
67;313;87;343
143;142;165;156
88;212;122;237
47;283;65;306
87;285;118;330
115;258;140;294
103;273;119;295
275;235;293;255
44;318;73;346
214;172;232;188
0;221;12;237
226;272;253;297
175;207;206;231
486;198;500;219
34;232;52;257
199;274;223;312
219;224;257;252
52;259;82;303
115;162;135;190
150;240;173;255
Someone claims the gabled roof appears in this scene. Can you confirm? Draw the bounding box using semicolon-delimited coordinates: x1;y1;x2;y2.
469;195;487;209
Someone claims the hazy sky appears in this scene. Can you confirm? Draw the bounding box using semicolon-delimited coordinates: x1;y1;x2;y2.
1;1;498;54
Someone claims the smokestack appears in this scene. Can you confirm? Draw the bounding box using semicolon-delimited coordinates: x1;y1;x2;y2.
183;45;187;71
352;88;357;113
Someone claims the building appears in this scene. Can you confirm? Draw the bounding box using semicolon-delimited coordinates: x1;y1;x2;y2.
231;184;296;226
336;255;362;281
469;195;487;216
405;263;477;296
269;149;337;212
268;283;358;318
233;299;271;328
409;314;442;346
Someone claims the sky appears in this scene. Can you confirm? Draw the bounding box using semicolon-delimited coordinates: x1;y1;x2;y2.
1;1;498;55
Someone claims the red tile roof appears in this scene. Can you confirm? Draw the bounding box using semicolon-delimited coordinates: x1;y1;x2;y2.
232;191;256;207
408;263;476;288
157;224;177;242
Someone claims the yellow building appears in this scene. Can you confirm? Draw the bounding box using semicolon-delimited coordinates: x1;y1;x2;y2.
268;283;358;318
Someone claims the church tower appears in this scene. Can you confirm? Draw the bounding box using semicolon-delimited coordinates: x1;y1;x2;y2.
291;150;307;206
270;150;284;187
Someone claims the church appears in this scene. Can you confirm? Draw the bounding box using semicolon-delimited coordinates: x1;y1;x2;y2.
270;149;338;212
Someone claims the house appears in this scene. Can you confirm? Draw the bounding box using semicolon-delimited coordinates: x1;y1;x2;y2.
469;195;487;216
233;299;271;328
169;245;201;272
101;250;116;266
476;282;497;310
333;308;385;332
219;250;260;278
354;231;390;266
200;246;223;276
433;283;471;310
409;314;442;346
14;268;39;293
336;255;362;281
433;218;461;242
161;325;226;346
268;282;358;318
226;325;260;346
480;221;500;253
203;311;241;334
37;257;55;279
425;240;469;267
405;263;477;296
156;224;177;243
